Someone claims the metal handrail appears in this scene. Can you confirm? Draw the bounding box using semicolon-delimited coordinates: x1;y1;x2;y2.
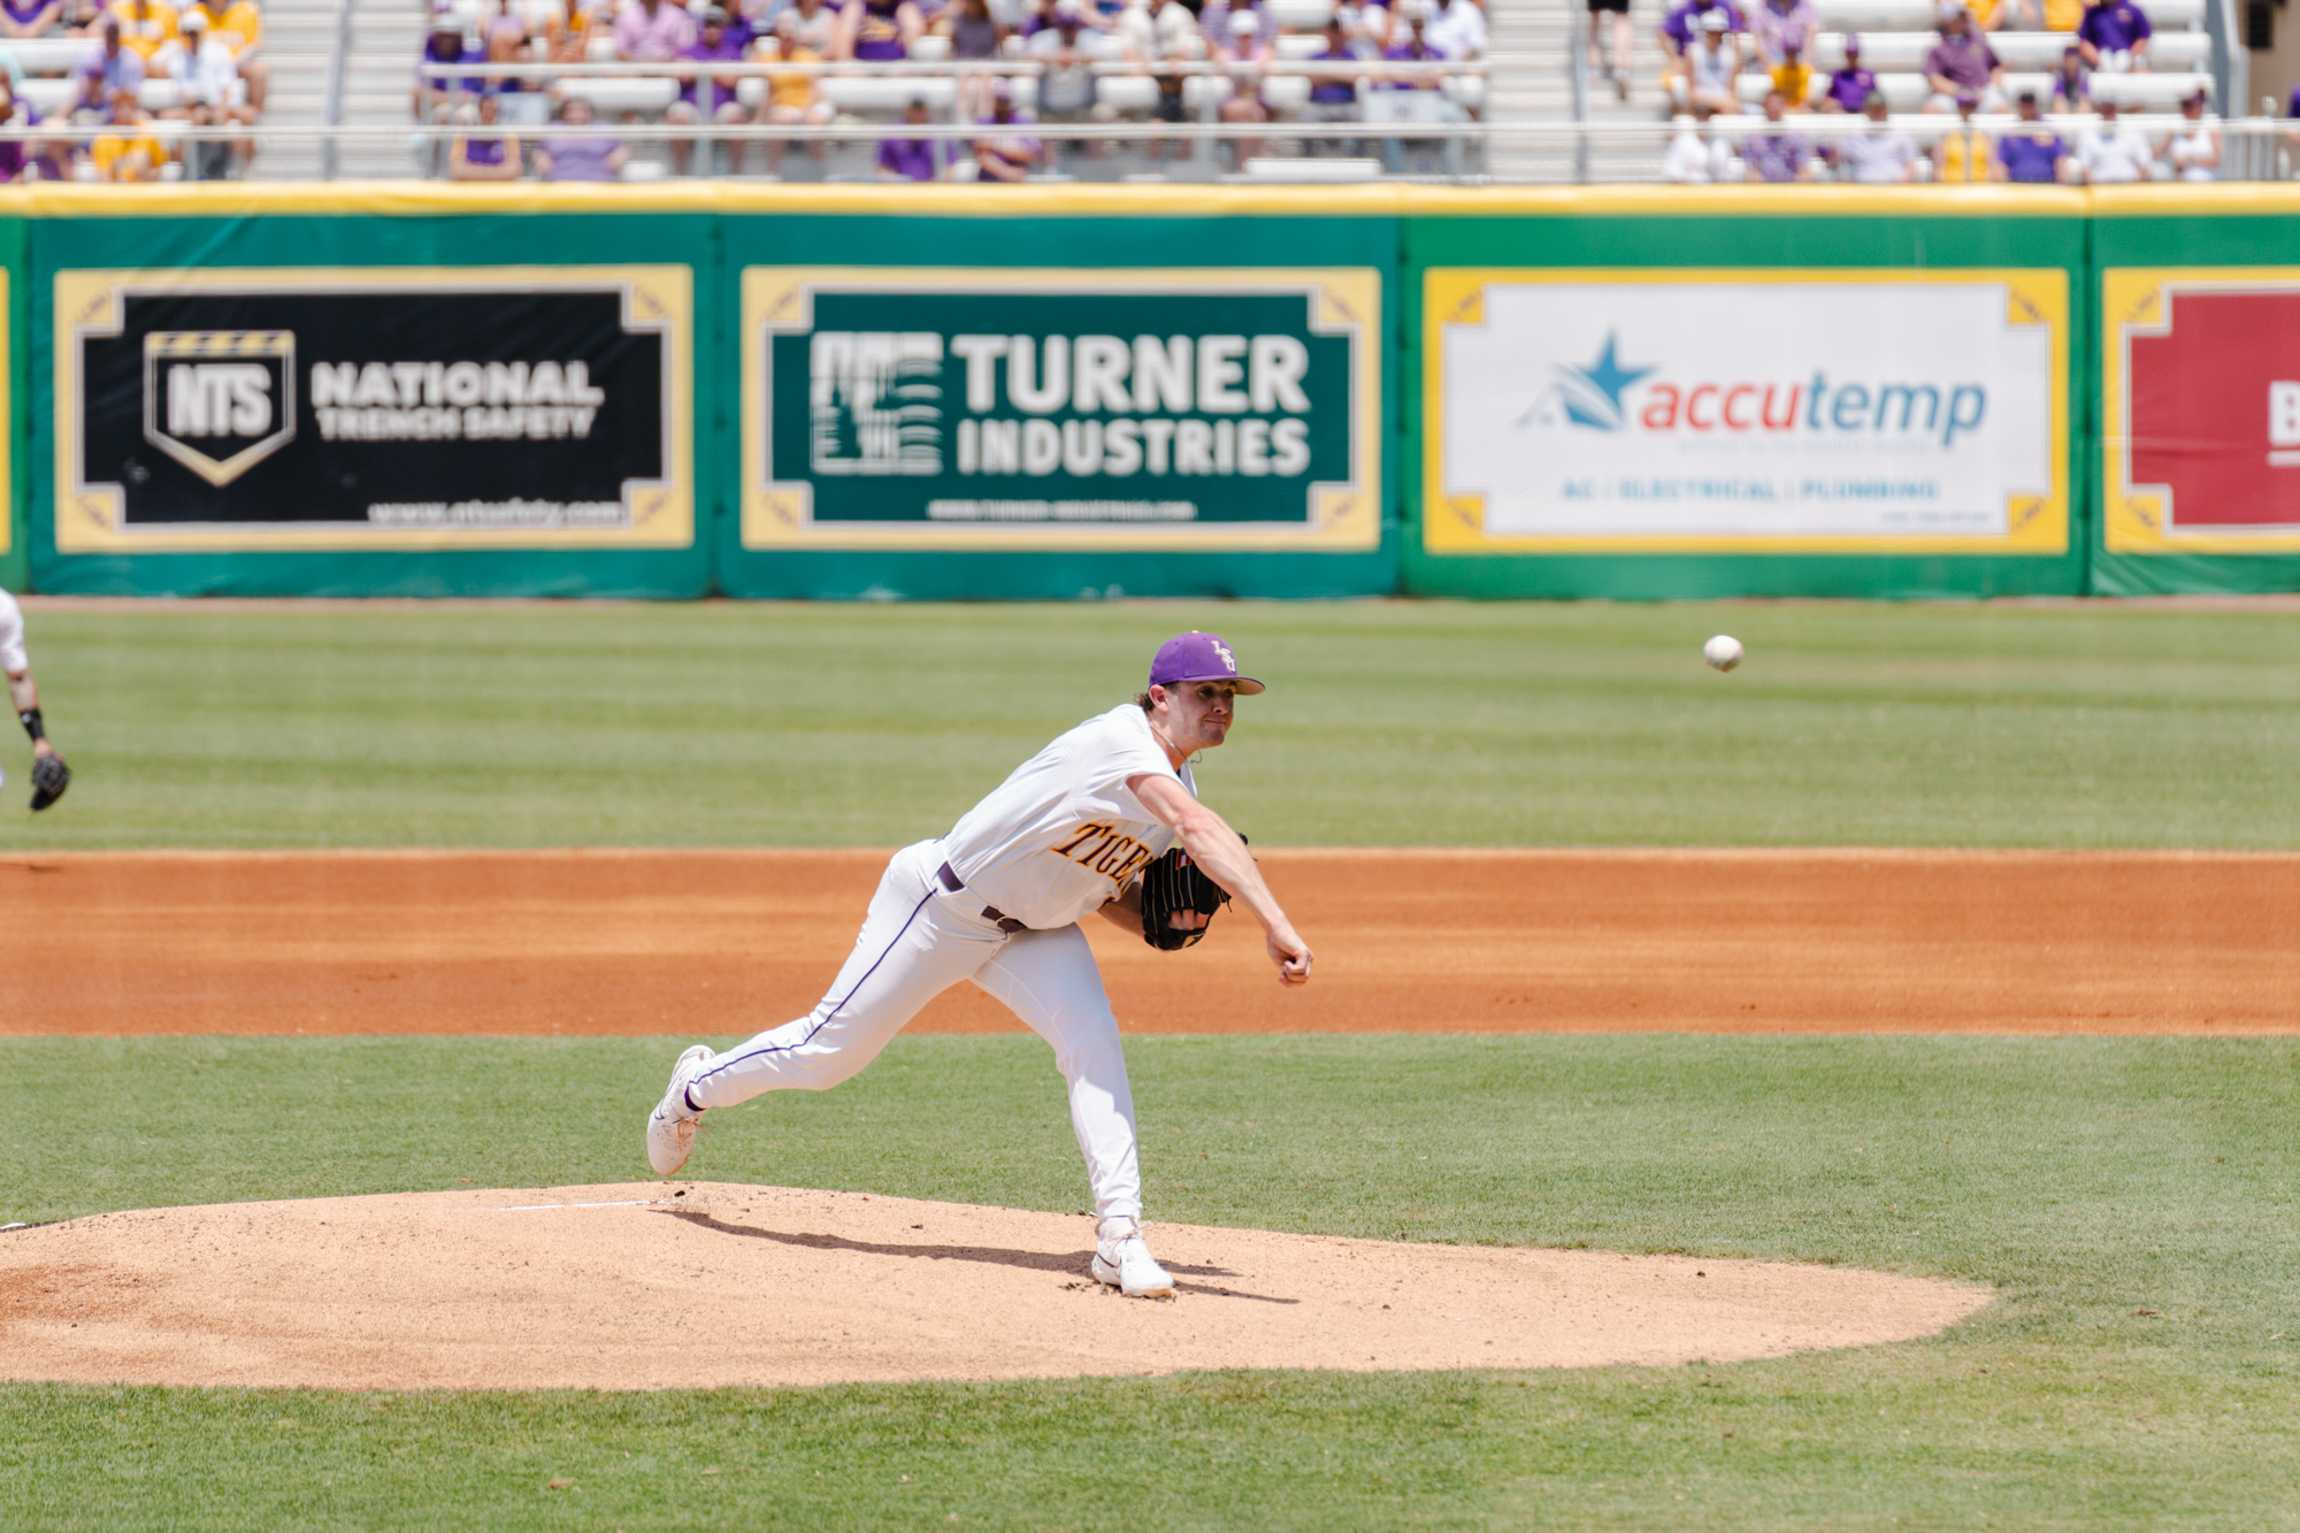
321;0;354;180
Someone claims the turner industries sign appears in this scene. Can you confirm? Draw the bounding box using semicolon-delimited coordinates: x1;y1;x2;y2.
55;267;693;553
742;267;1383;551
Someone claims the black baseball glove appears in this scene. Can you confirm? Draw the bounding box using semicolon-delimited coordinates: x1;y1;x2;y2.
29;753;69;812
1139;841;1238;951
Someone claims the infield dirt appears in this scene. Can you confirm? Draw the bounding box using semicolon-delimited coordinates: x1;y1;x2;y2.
0;1182;1994;1390
6;848;2295;1037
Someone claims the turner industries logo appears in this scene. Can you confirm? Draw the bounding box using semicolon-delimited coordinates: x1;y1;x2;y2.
810;331;944;476
1526;331;1992;449
143;330;296;487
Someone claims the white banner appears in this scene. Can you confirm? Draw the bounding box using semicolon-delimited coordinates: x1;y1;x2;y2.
1435;275;2062;547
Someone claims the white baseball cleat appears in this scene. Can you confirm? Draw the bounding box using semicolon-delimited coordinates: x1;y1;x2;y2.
1090;1216;1175;1299
645;1044;716;1177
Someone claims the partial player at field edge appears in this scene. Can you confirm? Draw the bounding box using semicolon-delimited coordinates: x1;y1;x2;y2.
0;588;71;813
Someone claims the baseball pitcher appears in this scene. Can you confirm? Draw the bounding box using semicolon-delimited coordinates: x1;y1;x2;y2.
0;588;70;813
645;631;1313;1298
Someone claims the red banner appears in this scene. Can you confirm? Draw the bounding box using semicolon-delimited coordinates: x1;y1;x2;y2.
2128;287;2300;531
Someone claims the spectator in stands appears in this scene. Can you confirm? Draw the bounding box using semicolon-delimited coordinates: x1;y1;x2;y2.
1426;0;1484;62
107;0;177;69
89;82;166;178
544;0;603;65
159;6;254;177
1302;17;1363;154
2048;44;2089;107
1836;89;1917;180
1672;9;1740;117
65;64;109;123
2075;94;2152;180
2287;84;2300;177
876;93;942;179
1923;5;2004;112
0;76;37;179
536;91;627;178
1741;88;1812;179
415;4;475;125
1027;0;1101;166
1661;102;1733;181
88;16;146;95
482;21;542;122
1933;94;1994;178
836;0;921;60
616;0;697;62
2075;0;2150;72
1587;0;1631;103
60;0;98;27
668;5;750;174
1380;1;1456;172
1214;6;1270;170
1665;0;1729;76
181;0;263;110
1198;0;1265;52
1747;0;1815;69
778;0;838;52
943;0;1007;115
1995;88;2067;180
1819;34;1875;112
2163;84;2216;180
1119;0;1194;162
1770;40;1813;109
971;80;1040;180
449;89;523;179
0;0;60;38
484;0;530;55
762;8;832;174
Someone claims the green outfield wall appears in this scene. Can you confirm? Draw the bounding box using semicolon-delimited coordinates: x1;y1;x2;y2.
2;184;2295;601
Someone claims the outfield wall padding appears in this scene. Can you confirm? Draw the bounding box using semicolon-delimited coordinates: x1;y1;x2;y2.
5;184;2297;601
2086;187;2300;597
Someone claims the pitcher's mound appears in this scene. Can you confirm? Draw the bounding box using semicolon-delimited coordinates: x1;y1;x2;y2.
0;1184;1990;1390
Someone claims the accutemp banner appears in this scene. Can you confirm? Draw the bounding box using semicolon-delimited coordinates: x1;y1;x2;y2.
743;267;1381;551
2103;268;2300;553
54;267;692;552
1424;269;2069;554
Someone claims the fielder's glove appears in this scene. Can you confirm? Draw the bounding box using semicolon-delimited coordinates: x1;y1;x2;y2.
1138;840;1238;951
30;753;69;813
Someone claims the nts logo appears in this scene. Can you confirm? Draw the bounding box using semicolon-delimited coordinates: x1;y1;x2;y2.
143;331;297;486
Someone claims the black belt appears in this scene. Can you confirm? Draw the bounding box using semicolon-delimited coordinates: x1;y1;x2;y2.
937;860;1029;935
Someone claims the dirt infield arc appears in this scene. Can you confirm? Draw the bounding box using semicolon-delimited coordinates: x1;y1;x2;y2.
0;1183;1995;1391
5;848;2296;1036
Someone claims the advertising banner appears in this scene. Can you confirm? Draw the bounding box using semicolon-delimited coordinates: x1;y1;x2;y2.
53;266;692;554
1423;269;2069;556
2101;268;2300;553
742;266;1381;553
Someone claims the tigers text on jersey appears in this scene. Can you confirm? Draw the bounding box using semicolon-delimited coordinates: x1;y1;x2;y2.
939;703;1195;931
0;588;26;674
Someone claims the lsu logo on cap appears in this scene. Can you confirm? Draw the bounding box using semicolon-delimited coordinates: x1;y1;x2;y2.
1212;638;1237;673
143;330;297;487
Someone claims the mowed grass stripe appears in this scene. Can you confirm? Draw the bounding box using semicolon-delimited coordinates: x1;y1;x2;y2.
0;1034;2295;1530
4;599;2297;851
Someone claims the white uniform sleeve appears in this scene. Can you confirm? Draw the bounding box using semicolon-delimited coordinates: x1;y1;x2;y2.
0;590;27;675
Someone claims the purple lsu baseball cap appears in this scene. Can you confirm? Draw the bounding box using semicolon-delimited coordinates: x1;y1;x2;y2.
1149;631;1264;695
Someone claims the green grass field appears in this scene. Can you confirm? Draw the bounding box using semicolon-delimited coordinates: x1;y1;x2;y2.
4;600;2297;1531
4;599;2298;851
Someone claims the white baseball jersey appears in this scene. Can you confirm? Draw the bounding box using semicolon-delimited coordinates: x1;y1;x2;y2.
941;704;1194;932
683;702;1209;1224
0;588;28;674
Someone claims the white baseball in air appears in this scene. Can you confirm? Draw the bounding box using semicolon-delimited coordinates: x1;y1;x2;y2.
1703;634;1744;672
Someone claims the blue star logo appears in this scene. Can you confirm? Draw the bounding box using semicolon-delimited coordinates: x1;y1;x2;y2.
1551;331;1654;432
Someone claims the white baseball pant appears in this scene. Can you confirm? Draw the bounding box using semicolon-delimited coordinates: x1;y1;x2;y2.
685;839;1144;1220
